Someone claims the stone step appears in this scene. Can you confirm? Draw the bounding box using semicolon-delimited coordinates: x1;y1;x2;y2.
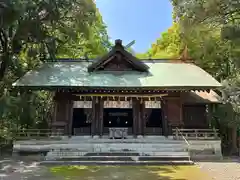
14;144;187;152
15;139;182;144
86;152;140;156
46;151;189;158
84;152;189;156
67;142;184;145
68;140;183;144
66;141;186;146
50;147;186;153
51;143;185;148
41;160;194;166
50;155;190;161
69;136;173;140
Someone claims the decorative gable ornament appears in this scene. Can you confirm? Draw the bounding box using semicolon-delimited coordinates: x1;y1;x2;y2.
88;39;149;72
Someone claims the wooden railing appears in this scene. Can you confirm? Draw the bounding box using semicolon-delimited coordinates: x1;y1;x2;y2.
14;129;64;140
175;128;191;161
173;128;219;140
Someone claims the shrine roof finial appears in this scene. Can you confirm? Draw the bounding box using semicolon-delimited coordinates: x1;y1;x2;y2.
115;39;123;46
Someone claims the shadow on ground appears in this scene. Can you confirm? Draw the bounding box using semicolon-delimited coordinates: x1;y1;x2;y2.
49;165;210;180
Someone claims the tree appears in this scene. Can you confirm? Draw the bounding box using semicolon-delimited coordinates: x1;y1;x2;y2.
0;0;109;80
137;23;183;59
139;0;240;154
172;0;240;154
0;0;110;144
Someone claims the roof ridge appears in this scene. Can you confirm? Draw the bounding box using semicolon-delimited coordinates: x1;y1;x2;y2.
45;58;192;64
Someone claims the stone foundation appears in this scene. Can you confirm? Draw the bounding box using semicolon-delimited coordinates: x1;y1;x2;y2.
188;140;222;160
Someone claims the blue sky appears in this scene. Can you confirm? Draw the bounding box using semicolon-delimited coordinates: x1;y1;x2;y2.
95;0;173;53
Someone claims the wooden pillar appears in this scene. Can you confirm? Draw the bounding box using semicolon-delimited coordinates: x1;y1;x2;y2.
132;99;137;136
133;98;141;136
67;100;74;136
91;97;97;136
99;98;104;136
95;98;99;135
180;93;184;128
91;97;103;136
207;104;213;128
141;101;146;135
52;100;57;126
161;99;169;136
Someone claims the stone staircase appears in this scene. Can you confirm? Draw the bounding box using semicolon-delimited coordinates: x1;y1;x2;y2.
43;136;193;165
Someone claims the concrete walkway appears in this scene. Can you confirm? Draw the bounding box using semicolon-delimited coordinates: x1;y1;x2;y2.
197;158;240;180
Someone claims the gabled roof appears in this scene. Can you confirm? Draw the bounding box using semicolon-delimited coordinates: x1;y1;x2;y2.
87;39;149;72
12;60;222;90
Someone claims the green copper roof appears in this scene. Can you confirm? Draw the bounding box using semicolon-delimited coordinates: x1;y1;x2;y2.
12;61;222;89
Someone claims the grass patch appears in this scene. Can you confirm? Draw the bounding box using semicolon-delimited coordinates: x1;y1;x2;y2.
49;165;212;180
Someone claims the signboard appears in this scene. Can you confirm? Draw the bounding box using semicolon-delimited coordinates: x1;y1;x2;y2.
73;101;92;108
104;101;132;108
145;101;161;108
73;100;161;109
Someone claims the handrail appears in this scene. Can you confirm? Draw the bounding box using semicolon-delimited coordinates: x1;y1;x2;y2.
175;128;190;161
174;128;219;140
176;127;190;146
176;129;219;132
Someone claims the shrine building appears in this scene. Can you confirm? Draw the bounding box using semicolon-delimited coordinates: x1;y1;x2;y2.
13;39;222;138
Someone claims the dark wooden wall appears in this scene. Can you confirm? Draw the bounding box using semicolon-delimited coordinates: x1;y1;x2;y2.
52;92;73;135
182;104;208;128
52;91;210;136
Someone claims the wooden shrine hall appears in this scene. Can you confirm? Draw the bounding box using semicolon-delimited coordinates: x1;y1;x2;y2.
13;39;222;138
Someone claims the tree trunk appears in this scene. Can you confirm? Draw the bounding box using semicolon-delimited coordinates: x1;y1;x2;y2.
230;126;238;155
0;30;9;81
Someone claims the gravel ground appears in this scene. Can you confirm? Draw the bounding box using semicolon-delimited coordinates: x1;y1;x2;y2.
197;159;240;180
1;156;240;180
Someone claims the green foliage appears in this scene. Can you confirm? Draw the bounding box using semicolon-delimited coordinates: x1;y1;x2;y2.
138;1;240;153
0;0;110;143
169;0;240;153
137;23;183;59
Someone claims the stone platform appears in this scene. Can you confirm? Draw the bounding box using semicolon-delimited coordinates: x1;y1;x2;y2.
13;136;222;165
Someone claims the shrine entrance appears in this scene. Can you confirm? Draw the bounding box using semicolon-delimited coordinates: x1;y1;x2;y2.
72;101;92;135
103;108;133;128
103;101;133;135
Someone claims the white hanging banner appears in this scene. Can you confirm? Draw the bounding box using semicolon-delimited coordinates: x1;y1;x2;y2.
104;101;132;108
145;101;161;108
73;101;92;108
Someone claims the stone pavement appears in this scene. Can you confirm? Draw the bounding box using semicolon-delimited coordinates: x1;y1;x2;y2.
197;158;240;180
